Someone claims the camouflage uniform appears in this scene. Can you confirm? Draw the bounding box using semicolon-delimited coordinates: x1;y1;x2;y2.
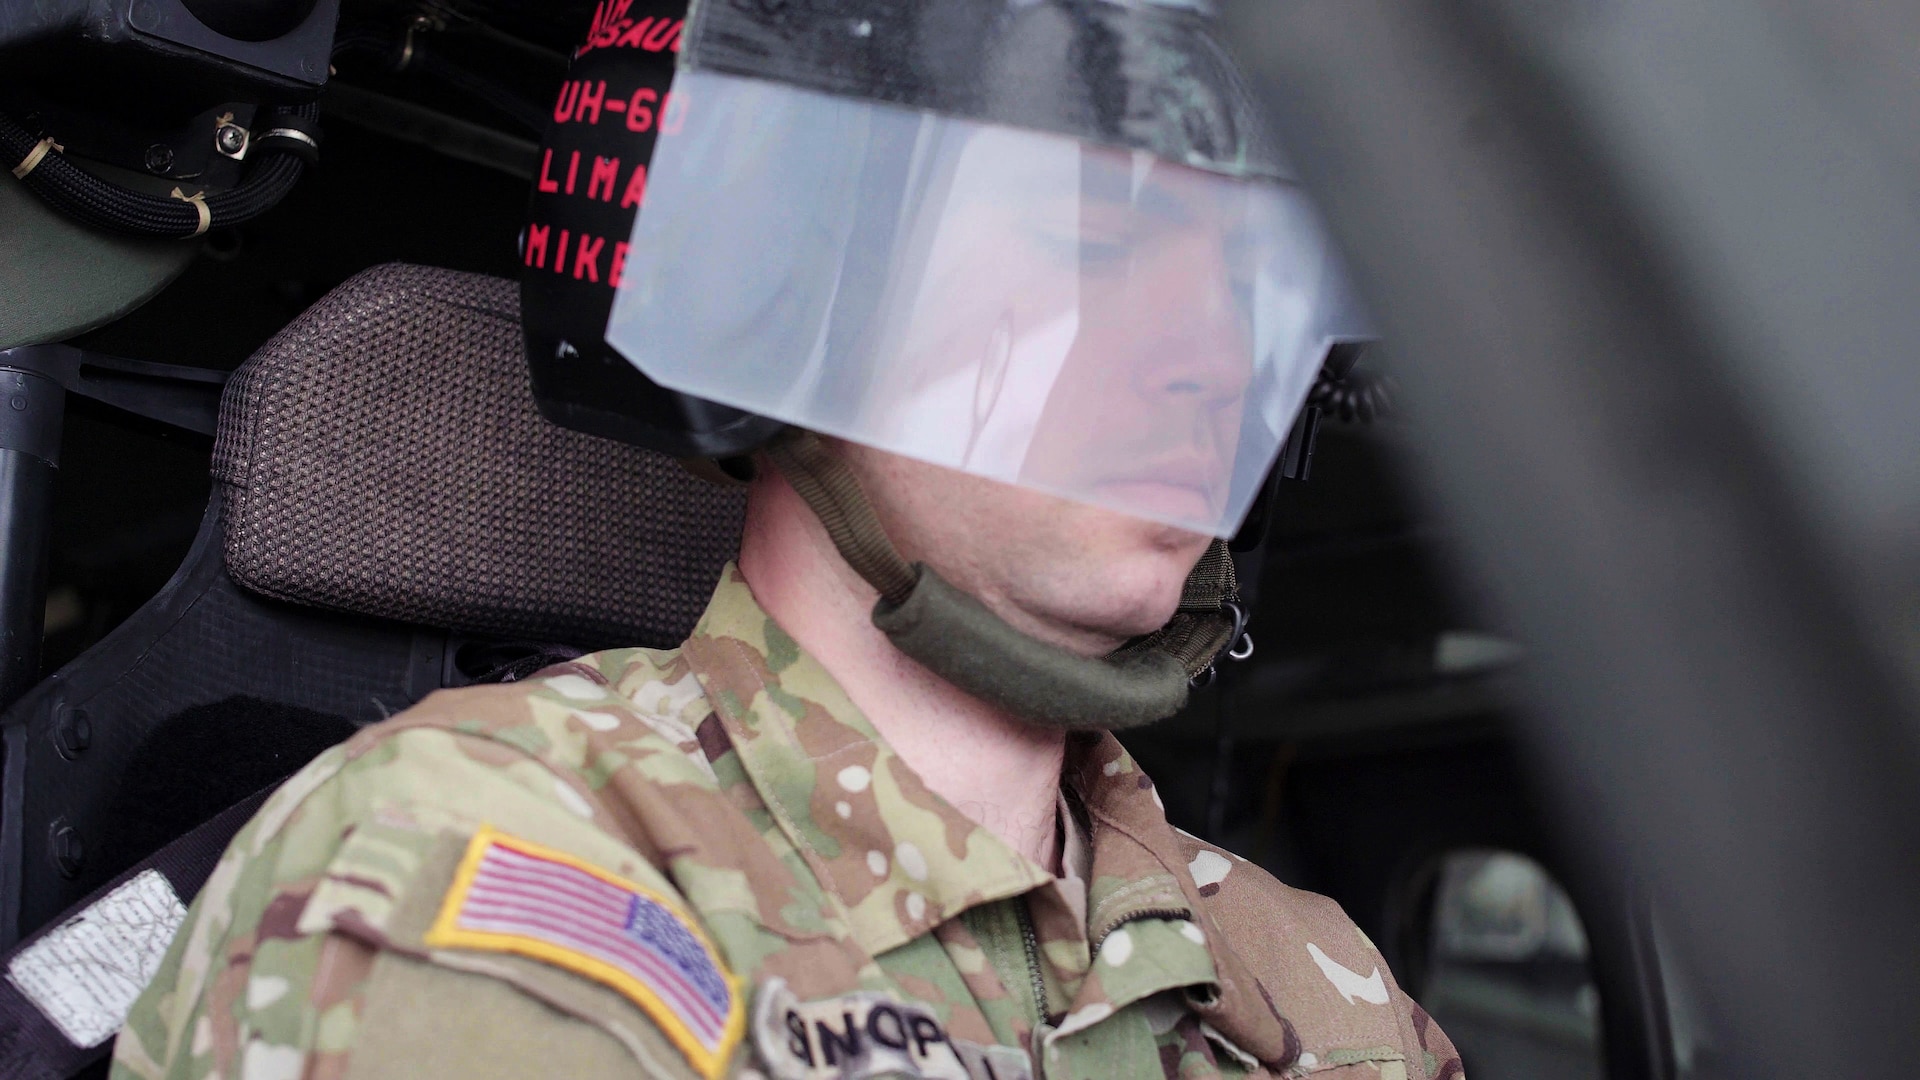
112;566;1461;1080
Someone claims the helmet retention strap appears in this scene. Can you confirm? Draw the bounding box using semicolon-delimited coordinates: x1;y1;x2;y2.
764;430;1242;730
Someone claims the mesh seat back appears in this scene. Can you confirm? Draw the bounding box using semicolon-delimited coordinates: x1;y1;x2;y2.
213;262;745;647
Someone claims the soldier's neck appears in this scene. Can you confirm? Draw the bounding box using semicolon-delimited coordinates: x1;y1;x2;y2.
738;474;1069;875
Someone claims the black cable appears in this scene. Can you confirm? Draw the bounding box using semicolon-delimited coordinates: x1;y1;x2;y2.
0;104;319;240
333;29;548;134
412;50;548;134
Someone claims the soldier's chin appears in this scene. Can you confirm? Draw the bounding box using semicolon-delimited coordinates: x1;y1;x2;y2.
1094;481;1218;537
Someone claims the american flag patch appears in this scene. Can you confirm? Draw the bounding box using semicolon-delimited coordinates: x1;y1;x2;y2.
424;827;743;1078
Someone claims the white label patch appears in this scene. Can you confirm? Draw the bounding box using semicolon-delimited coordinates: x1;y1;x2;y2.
5;869;187;1046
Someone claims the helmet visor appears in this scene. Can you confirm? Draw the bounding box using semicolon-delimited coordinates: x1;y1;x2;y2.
606;69;1369;538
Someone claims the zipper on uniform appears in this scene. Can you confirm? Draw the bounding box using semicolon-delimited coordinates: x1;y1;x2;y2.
1015;900;1050;1024
1090;907;1193;956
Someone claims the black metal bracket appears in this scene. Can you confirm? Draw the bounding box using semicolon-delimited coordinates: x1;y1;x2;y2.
0;0;340;100
0;346;227;713
0;344;228;438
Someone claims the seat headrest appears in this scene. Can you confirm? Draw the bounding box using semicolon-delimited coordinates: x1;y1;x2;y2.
213;263;746;649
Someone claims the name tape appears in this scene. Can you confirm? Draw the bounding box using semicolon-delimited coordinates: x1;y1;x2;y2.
752;978;1031;1080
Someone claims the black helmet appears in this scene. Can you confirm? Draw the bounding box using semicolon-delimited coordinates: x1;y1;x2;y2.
522;0;1371;728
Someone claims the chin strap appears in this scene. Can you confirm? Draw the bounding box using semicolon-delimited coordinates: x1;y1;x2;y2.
764;430;1243;731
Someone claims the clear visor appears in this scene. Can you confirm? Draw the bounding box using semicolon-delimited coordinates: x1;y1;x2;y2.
607;69;1370;538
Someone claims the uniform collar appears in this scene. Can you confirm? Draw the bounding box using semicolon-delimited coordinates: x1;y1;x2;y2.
675;565;1302;1066
1067;734;1197;940
1068;736;1304;1067
680;564;1052;957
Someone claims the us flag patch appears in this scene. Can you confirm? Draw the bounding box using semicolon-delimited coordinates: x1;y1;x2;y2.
424;827;744;1077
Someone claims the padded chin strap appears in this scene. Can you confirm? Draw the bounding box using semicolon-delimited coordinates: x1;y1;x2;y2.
764;430;1241;731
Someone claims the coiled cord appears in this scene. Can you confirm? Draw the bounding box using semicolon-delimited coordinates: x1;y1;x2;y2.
0;103;319;239
1307;366;1397;423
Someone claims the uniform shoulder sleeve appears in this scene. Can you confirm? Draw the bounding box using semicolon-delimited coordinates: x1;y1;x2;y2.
1177;832;1464;1080
110;674;735;1080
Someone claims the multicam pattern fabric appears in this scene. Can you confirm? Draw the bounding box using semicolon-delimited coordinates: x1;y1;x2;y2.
111;565;1461;1080
421;827;746;1077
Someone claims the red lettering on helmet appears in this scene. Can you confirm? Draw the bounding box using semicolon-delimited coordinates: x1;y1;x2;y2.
576;2;679;57
660;92;687;136
553;81;580;124
525;223;550;269
620;164;648;209
588;156;621;202
643;19;681;52
610;240;630;288
573;234;605;282
616;16;655;49
576;81;606;125
564;150;581;195
537;149;561;194
555;229;571;273
580;0;637;57
626;87;657;133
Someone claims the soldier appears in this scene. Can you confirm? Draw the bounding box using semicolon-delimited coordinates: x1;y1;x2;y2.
114;2;1461;1078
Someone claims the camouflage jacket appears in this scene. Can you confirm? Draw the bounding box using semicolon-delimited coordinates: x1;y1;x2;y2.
112;565;1461;1080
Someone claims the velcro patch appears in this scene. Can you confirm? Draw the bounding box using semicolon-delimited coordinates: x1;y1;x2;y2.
424;827;743;1078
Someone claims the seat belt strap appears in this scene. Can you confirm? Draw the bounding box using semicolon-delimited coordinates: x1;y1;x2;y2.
0;781;281;1080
